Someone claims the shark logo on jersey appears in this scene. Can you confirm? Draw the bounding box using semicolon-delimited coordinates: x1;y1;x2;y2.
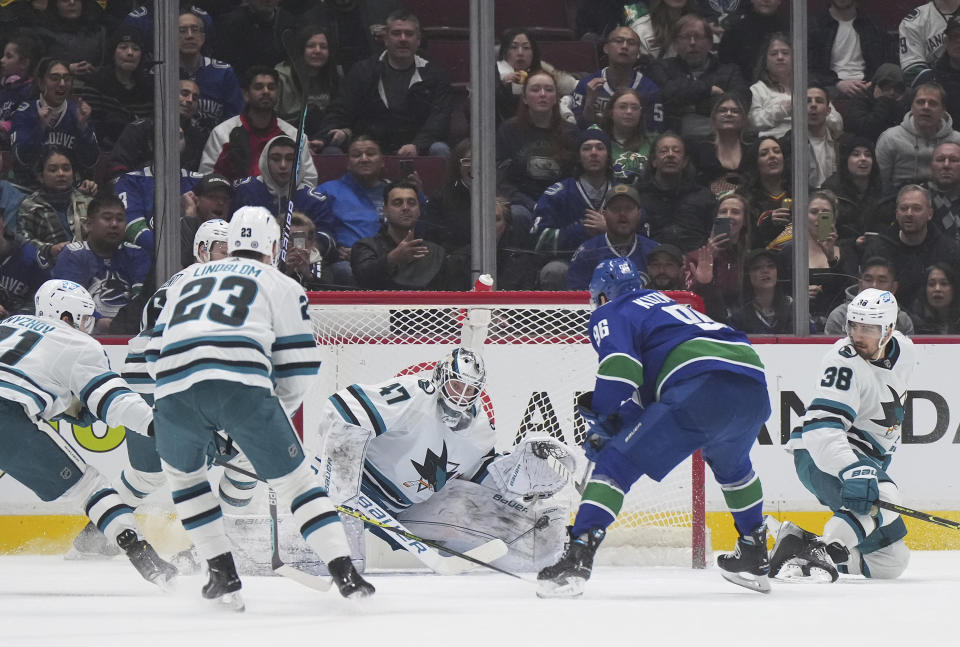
406;442;459;493
871;385;905;434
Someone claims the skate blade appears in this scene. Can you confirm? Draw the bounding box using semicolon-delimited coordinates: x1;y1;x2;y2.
536;577;586;599
149;572;178;593
209;591;245;612
343;586;375;600
720;571;772;594
64;546;121;561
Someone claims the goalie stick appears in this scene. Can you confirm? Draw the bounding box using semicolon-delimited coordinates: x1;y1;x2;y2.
876;500;960;531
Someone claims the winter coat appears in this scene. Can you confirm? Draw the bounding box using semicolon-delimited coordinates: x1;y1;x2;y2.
863;227;960;310
634;176;716;253
16;189;92;264
875;112;960;192
807;8;892;90
351;224;451;290
824;283;915;336
649;54;751;136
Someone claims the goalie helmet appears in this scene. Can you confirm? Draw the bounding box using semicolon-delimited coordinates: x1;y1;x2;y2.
193;218;229;263
228;206;280;261
433;347;486;417
846;287;897;350
588;258;646;309
34;279;96;334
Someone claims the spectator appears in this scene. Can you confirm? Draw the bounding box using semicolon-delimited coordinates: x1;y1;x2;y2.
533;128;614;290
107;78;205;177
17;147;94;264
320;9;453;158
644;243;686;290
876;82;960;192
566;183;658;290
686;192;752;323
10;58;100;189
730;247;795;334
808;0;892;100
494;196;543;290
928;142;960;245
564;25;664;132
623;0;700;60
821;134;882;242
650;13;750;139
315;135;389;287
281;211;326;290
179;172;232;268
863;184;960;308
599;88;652;185
934;16;960;139
51;194;151;333
178;8;243;135
496;70;577;231
780;84;844;189
0;34;41;150
294;0;386;73
274;25;341;155
777;190;858;331
743;136;791;249
231;134;334;257
199;66;317;184
690;92;752;197
421;138;474;253
496;28;578;125
0;179;26;229
635;132;716;252
718;0;788;83
845;63;908;141
575;0;630;43
123;3;217;59
909;261;960;333
351;180;457;290
900;0;960;88
0;215;50;319
213;0;298;79
28;0;107;79
824;256;915;335
76;25;152;152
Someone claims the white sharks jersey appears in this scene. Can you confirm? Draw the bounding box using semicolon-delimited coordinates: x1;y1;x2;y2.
900;2;958;85
319;374;497;514
0;314;152;432
788;332;917;476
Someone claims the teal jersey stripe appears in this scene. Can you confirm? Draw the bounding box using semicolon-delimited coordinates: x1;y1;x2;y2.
809;397;857;421
156;361;270;386
161;334;266;356
0;380;47;410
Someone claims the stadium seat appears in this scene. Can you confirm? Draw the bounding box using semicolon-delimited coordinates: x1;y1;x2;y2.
406;0;470;40
425;40;471;87
312;154;349;185
493;0;576;41
311;155;448;197
538;40;599;76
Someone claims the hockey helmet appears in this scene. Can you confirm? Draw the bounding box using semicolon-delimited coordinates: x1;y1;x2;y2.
34;279;96;334
228;206;280;262
193;218;230;263
846;288;897;351
433;347;486;415
588;258;646;309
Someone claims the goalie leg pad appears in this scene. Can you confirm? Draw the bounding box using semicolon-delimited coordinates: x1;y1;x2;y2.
163;460;231;561
269;459;350;564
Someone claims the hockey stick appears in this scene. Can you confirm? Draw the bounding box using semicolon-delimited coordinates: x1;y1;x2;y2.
214;458;515;578
276;28;311;273
876;500;960;531
267;487;333;591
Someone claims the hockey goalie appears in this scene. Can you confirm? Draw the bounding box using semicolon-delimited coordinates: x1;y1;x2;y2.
311;347;579;573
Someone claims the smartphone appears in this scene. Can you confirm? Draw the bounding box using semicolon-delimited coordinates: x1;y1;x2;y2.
816;210;835;241
398;159;415;178
710;217;731;243
291;231;307;249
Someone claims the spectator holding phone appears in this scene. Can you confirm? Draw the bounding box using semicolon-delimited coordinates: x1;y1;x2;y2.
281;212;326;290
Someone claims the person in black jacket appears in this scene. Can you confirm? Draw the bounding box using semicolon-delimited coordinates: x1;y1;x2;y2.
212;0;298;79
718;0;788;83
844;63;908;141
320;9;452;158
821;134;883;244
933;16;960;139
807;0;893;100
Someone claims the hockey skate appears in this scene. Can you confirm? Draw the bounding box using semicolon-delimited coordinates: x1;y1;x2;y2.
768;518;839;583
717;524;771;593
536;527;605;599
65;521;121;560
203;552;245;612
327;555;375;599
168;546;202;575
116;529;178;590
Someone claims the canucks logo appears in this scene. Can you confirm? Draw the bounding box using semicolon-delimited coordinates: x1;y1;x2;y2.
404;442;459;493
871;385;905;433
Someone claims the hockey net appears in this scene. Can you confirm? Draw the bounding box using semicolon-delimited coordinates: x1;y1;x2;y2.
305;290;707;568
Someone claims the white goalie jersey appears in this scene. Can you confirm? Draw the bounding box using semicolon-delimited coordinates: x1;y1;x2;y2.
787;332;917;476
316;373;498;514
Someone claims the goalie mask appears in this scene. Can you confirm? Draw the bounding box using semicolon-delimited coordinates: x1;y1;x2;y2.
846;288;898;358
433;348;486;428
35;279;96;334
588;258;646;309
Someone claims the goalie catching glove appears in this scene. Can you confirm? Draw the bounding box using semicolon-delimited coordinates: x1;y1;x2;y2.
487;436;577;500
576;392;620;461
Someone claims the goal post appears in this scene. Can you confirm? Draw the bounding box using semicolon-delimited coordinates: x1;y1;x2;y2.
304;290;707;568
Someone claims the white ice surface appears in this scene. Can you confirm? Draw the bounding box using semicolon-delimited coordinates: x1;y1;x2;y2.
1;552;957;647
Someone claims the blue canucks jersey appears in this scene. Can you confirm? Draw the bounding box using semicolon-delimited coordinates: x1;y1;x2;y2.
231;178;337;256
569;68;664;132
588;289;766;414
114;168;205;248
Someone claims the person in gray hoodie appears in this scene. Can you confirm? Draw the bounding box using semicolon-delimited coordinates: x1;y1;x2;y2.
875;82;960;193
824;256;915;336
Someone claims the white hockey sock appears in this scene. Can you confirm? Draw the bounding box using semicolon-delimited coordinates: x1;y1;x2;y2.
823;514;874;574
114;467;166;508
218;454;257;508
269;460;350;564
63;467;138;544
163;461;230;561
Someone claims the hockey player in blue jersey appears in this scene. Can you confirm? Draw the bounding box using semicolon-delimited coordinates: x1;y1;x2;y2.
769;288;917;582
0;280;176;588
538;258;773;597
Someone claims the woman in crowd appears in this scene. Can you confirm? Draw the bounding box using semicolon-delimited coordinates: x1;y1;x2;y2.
748;33;793;139
909;262;960;334
730;247;795;334
17;146;95;265
29;0;107;79
496;69;576;232
0;34;40;149
820;134;882;245
743;136;791;249
275;24;342;155
496;28;578;124
599;88;651;184
690;92;753;197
